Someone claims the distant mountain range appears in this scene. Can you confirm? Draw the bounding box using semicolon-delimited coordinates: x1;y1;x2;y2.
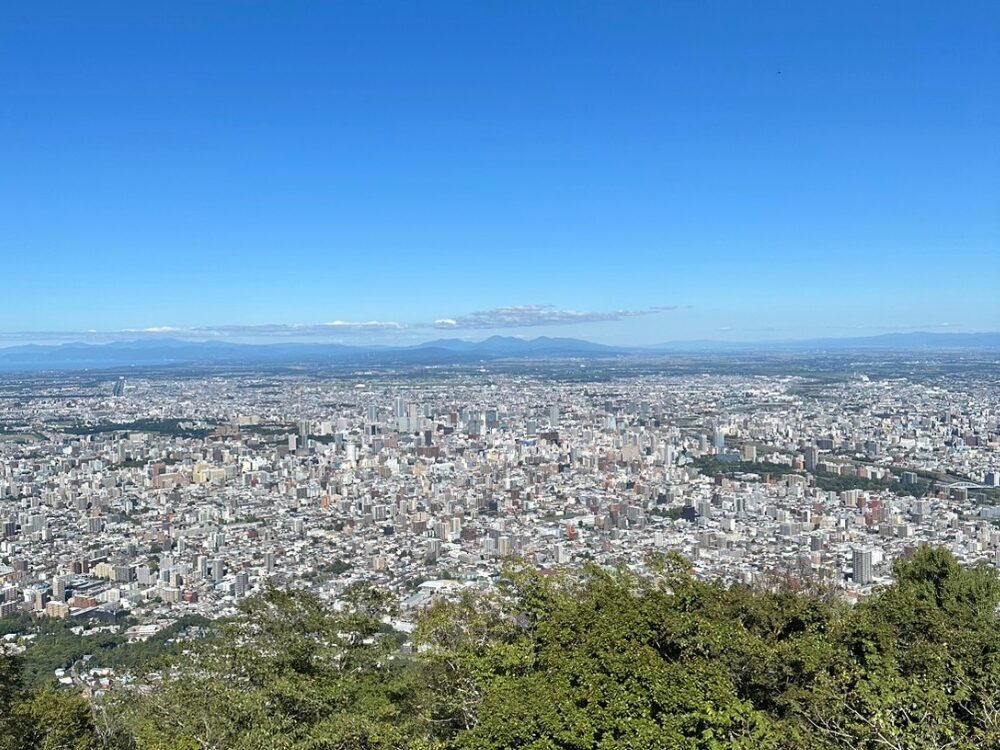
0;336;625;371
1;331;999;371
645;331;1000;352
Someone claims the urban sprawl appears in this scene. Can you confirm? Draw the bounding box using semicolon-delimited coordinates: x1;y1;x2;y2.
3;364;1000;691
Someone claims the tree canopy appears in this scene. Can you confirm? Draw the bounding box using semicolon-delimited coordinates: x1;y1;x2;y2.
3;547;1000;749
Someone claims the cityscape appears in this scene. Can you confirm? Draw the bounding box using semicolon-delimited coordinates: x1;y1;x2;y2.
3;352;1000;696
3;1;999;748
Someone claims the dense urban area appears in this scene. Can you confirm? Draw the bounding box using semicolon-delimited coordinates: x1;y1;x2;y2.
4;358;1000;748
2;361;1000;662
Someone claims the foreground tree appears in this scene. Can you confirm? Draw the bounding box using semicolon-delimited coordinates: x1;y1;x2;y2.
414;549;1000;750
420;558;785;750
1;650;103;750
6;547;1000;750
791;550;1000;749
119;583;436;750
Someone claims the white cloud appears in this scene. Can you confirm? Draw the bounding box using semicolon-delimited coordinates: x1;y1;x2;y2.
431;304;679;329
322;321;404;330
0;303;684;345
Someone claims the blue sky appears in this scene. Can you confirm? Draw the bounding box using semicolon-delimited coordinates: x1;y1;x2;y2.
1;1;997;346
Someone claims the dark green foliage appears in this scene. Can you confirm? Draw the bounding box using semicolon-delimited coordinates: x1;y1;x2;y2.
2;548;1000;749
0;615;123;689
0;652;101;750
116;583;427;750
0;613;210;689
68;418;212;439
691;457;797;479
92;615;210;672
691;456;918;495
418;549;1000;749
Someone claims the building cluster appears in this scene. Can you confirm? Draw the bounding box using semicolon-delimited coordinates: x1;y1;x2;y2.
2;368;1000;650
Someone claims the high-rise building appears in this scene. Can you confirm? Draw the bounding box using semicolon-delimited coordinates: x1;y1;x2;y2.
803;446;819;472
235;570;249;598
852;548;873;585
712;427;725;453
51;574;69;601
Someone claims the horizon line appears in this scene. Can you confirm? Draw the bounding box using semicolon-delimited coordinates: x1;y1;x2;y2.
1;328;999;352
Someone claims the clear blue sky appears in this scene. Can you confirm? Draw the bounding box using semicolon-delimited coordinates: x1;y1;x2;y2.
2;1;997;345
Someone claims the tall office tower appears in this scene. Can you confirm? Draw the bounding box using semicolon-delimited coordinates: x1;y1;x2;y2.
51;574;68;601
211;532;226;551
803;445;819;471
235;570;249;598
212;558;224;582
112;377;126;397
288;434;298;452
549;403;560;428
852;548;873;585
394;396;406;418
662;444;675;465
497;536;513;557
712;426;725;452
426;538;441;561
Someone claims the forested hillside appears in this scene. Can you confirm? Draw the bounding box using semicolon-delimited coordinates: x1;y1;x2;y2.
3;547;1000;749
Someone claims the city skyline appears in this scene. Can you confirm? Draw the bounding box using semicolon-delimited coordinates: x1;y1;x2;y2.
5;4;1000;747
3;1;998;342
